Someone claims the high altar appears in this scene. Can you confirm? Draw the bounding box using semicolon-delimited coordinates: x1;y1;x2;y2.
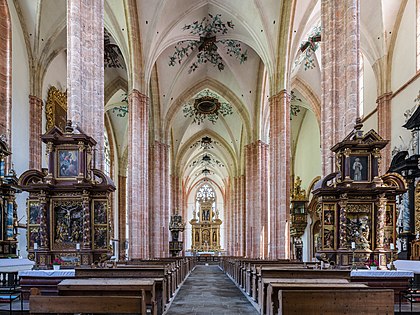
18;121;115;268
189;184;222;252
313;120;407;269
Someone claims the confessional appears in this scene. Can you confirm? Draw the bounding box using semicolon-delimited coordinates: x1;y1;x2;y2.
19;121;115;268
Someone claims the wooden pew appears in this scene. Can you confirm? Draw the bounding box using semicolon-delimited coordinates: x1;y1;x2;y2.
257;268;350;314
265;281;368;315
271;288;394;315
75;267;167;314
30;294;144;314
58;278;154;314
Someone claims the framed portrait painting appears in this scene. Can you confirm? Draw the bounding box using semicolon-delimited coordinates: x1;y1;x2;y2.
58;150;79;177
349;155;369;181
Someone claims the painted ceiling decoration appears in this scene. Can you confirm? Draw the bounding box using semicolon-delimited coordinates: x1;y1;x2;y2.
189;136;220;150
104;29;124;69
189;153;225;168
183;89;233;125
294;25;321;71
290;91;302;119
200;168;214;177
111;93;128;117
168;14;248;73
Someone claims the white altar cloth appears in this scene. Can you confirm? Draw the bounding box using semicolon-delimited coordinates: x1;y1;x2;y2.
393;260;420;273
18;269;75;277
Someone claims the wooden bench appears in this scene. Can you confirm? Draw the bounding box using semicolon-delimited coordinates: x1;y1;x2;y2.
257;268;350;314
76;266;168;310
30;294;144;314
271;288;394;315
266;282;369;315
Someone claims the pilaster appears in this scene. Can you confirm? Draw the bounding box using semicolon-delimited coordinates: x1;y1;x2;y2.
29;95;43;169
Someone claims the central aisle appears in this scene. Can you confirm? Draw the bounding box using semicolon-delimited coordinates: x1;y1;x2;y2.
165;265;259;315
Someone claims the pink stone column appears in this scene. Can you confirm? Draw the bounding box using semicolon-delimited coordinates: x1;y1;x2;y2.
150;141;170;258
67;0;104;169
0;0;11;146
29;95;43;169
245;141;269;258
269;91;291;259
128;90;149;259
118;175;127;260
239;175;246;256
321;0;360;175
377;93;392;174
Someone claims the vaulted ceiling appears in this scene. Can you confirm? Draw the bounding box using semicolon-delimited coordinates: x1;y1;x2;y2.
11;0;405;199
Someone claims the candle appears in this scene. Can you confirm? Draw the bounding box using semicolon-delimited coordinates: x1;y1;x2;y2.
351;242;355;250
390;243;395;250
33;242;38;250
76;243;80;250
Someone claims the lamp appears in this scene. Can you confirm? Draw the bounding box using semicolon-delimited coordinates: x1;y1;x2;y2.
183;89;233;125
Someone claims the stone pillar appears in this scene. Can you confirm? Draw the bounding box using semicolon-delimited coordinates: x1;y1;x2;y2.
377;93;392;174
150;141;170;258
67;0;104;169
238;175;245;256
245;141;269;258
321;0;360;175
118;175;127;260
269;91;291;259
127;90;149;259
0;0;11;147
29;95;43;169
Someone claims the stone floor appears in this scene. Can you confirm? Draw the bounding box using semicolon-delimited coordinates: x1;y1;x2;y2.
165;265;259;315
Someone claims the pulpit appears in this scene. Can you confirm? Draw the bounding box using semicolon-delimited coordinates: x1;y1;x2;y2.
19;121;115;268
313;120;407;269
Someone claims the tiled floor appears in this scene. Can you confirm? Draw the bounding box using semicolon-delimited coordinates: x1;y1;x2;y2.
165;265;259;315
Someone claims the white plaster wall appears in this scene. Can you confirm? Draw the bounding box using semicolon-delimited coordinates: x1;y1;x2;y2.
362;112;378;137
391;0;416;91
391;79;420;153
362;54;377;118
9;1;30;257
293;112;321;190
42;51;67;169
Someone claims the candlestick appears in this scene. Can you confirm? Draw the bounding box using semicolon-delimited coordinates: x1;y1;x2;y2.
390;243;395;250
351;242;355;250
76;243;80;250
33;242;38;250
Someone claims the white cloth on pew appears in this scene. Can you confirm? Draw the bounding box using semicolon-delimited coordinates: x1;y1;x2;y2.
393;260;420;273
350;270;413;277
0;258;34;272
18;269;75;277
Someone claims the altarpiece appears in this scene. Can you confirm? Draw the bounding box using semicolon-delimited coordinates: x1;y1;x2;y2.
19;121;115;268
313;120;406;269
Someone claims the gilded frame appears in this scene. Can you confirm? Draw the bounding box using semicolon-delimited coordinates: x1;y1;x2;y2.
45;86;67;132
322;203;336;250
27;200;41;249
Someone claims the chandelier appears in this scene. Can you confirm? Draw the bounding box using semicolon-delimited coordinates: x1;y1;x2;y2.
183;89;233;125
169;14;247;73
104;29;123;69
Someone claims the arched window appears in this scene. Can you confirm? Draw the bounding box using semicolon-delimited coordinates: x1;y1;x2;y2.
196;184;216;222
